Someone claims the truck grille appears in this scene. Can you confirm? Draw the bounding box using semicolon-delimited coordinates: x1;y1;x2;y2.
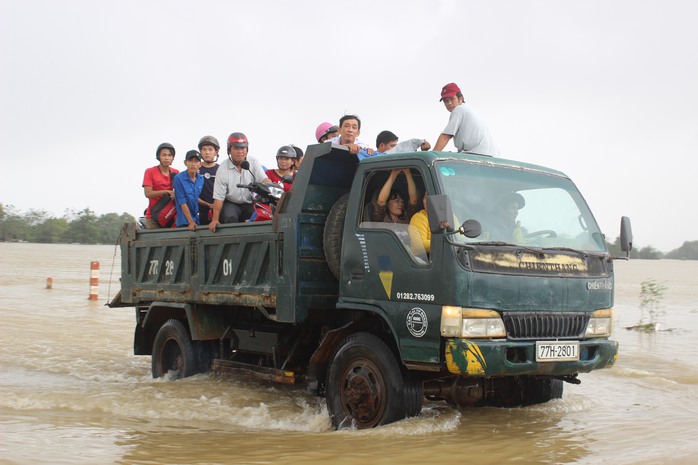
502;312;590;340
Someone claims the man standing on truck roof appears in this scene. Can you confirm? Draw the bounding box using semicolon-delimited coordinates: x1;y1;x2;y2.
327;114;375;160
209;132;270;231
433;82;499;156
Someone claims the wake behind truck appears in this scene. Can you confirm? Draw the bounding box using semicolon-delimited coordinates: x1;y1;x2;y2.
110;143;632;428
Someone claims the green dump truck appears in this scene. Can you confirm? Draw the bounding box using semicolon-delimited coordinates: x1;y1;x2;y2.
110;143;632;429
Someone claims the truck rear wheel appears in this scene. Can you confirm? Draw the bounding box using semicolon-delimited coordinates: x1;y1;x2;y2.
326;332;422;429
323;193;350;280
151;319;198;379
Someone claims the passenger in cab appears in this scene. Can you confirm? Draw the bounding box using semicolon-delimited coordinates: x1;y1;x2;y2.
265;145;296;192
315;122;339;143
433;82;499;156
142;142;179;229
372;169;419;224
209;132;270;231
328;115;375;159
409;192;431;254
197;135;220;226
173;150;204;231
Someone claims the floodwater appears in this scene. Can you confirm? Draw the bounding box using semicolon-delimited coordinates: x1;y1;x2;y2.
1;242;697;465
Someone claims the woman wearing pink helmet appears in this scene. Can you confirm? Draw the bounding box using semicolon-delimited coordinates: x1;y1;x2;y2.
315;122;339;143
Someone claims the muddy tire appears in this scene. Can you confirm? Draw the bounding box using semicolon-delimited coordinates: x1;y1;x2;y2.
151;319;198;379
323;193;350;280
326;332;423;429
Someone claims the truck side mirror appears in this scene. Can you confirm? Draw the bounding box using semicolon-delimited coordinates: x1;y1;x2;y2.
426;195;454;234
458;219;482;238
620;216;633;253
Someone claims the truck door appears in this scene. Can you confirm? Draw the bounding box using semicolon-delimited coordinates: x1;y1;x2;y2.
341;166;442;365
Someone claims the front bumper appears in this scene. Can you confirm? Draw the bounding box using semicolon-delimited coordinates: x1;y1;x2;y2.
444;338;618;377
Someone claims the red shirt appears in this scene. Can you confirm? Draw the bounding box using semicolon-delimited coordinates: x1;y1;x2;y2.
265;169;294;192
143;165;179;218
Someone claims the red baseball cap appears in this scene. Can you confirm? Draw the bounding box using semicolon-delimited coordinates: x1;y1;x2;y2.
439;82;461;101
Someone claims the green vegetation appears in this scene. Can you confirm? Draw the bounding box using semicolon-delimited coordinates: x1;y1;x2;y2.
628;278;668;332
664;241;698;260
2;201;696;255
606;237;697;260
0;203;135;245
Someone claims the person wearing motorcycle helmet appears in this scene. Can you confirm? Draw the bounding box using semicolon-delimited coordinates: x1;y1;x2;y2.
291;145;304;172
142;142;179;229
197;135;220;225
265;145;296;192
209;132;270;231
315;122;339;143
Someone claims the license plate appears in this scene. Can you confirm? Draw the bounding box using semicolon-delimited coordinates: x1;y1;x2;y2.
536;341;580;362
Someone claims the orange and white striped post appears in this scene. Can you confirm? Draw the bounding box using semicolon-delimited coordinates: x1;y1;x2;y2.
46;277;53;289
89;261;99;300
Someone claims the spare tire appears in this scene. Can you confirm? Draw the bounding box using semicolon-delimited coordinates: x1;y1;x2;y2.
323;193;350;280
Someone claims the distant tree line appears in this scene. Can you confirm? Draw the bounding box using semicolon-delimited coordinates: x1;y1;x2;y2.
0;203;135;245
2;202;697;257
606;237;698;260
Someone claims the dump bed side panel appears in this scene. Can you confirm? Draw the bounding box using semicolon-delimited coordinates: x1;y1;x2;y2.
120;222;279;308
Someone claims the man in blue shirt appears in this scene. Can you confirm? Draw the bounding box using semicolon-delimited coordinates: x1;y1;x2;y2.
174;150;204;230
328;114;376;160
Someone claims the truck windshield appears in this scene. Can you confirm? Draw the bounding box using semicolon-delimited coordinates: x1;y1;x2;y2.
436;161;607;253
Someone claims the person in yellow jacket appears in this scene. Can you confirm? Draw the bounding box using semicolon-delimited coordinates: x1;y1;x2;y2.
409;192;431;255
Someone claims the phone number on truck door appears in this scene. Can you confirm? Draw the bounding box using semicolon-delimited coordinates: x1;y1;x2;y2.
395;292;435;302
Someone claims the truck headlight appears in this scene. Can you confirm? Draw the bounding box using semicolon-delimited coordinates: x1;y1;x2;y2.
585;308;613;337
440;307;506;338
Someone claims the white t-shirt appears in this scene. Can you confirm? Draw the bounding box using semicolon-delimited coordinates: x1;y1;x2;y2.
213;156;267;204
442;104;499;156
384;138;428;154
328;135;371;149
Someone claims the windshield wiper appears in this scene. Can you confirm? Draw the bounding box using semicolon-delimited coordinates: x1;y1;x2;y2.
542;246;607;258
468;241;546;256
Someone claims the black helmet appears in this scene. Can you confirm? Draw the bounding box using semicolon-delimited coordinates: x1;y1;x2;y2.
291;145;304;159
156;142;175;160
198;135;220;151
276;145;297;159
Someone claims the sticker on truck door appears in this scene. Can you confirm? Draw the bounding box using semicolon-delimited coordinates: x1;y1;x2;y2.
406;307;428;338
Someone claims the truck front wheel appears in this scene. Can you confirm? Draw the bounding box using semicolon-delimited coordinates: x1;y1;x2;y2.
522;377;563;405
487;376;563;407
151;319;198;379
326;332;422;429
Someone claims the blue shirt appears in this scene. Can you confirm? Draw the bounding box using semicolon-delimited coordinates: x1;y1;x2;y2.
174;171;204;227
357;149;381;161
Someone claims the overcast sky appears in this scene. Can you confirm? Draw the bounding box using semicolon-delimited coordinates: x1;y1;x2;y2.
1;0;696;252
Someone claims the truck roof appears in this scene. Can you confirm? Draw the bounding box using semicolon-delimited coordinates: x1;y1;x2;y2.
358;150;569;180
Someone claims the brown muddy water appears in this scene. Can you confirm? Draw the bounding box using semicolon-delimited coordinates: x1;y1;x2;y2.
1;242;697;465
